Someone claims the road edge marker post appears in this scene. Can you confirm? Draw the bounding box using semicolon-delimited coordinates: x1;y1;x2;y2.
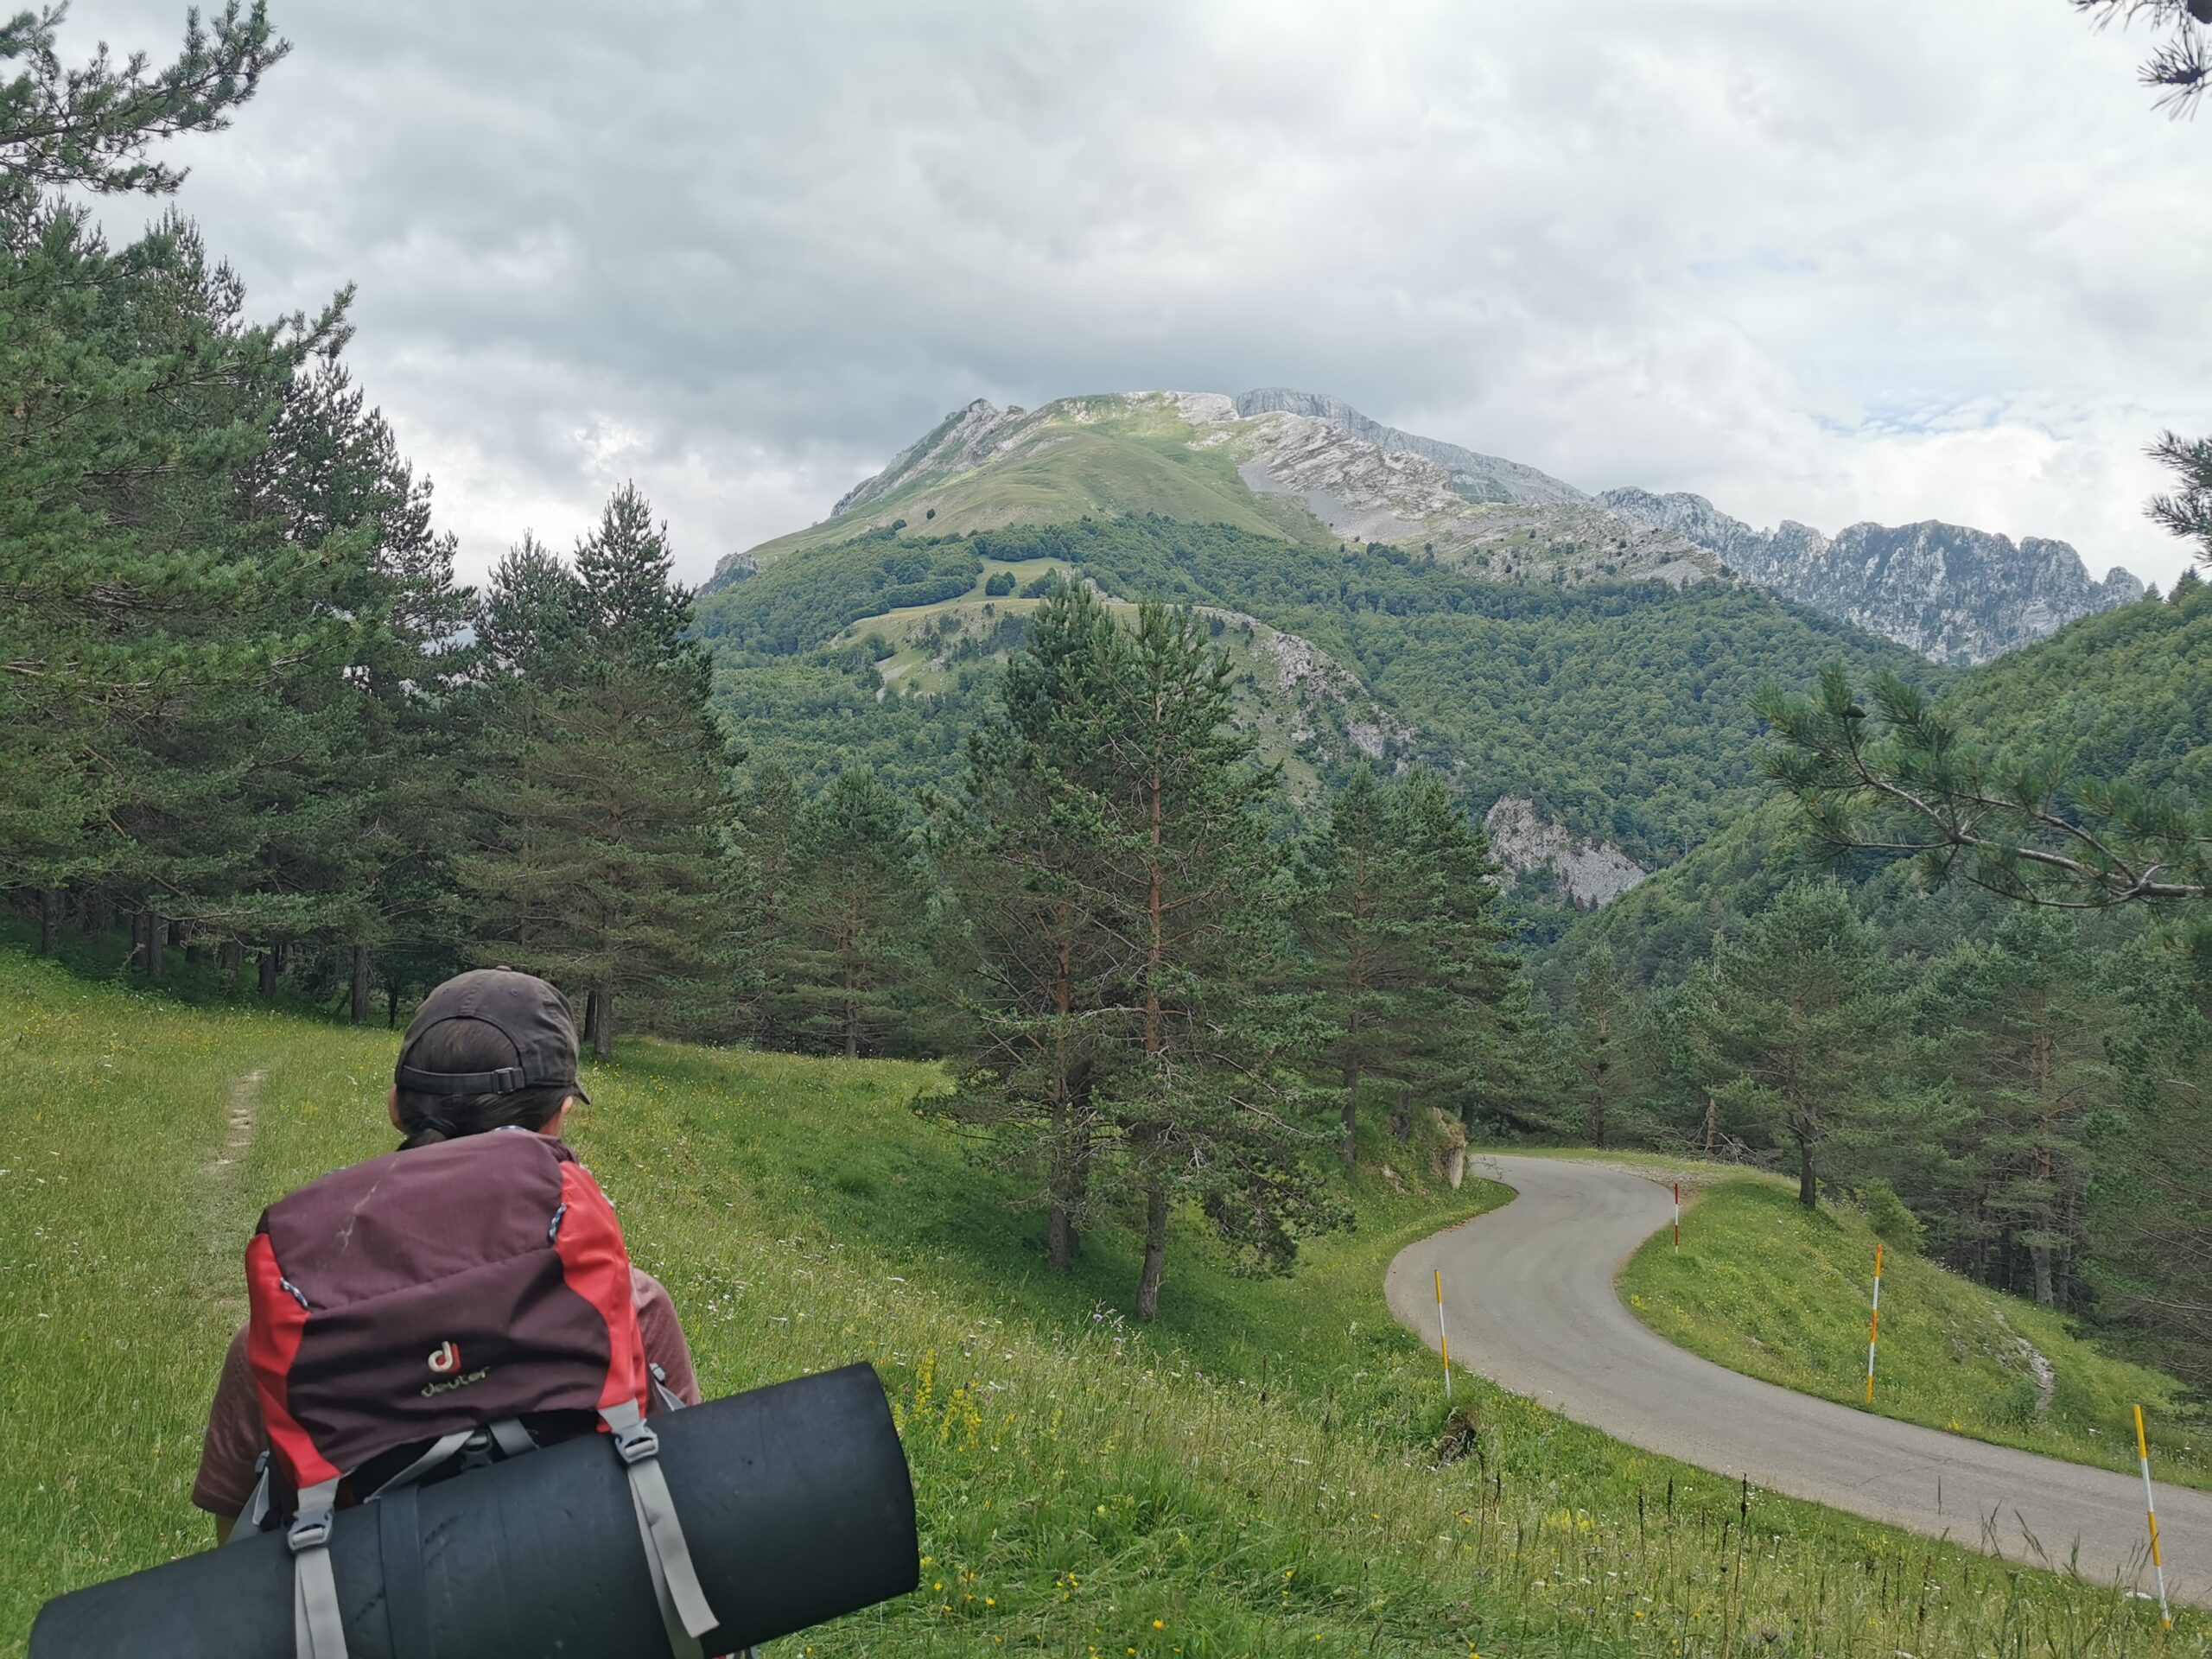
2136;1404;2173;1630
1864;1243;1883;1406
1435;1268;1452;1404
1673;1181;1681;1249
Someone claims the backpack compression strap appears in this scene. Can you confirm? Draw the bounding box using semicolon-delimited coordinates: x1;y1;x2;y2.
601;1400;718;1656
288;1479;347;1659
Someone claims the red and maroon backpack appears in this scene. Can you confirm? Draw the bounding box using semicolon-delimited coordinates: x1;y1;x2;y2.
242;1128;717;1659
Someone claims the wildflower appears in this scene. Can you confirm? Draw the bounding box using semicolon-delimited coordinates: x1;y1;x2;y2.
1154;1620;1165;1630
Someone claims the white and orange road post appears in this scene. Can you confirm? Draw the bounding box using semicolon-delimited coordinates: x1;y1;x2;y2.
1435;1268;1452;1404
1673;1181;1681;1249
1864;1243;1884;1405
2136;1404;2174;1630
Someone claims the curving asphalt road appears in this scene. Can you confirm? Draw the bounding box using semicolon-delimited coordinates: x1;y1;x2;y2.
1385;1154;2210;1605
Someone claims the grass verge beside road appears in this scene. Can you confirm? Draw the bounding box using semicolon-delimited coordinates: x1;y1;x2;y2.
1620;1179;2210;1491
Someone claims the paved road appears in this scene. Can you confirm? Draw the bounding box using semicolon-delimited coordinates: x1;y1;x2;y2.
1385;1155;2209;1605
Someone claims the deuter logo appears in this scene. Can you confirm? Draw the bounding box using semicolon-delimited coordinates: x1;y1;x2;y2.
427;1340;461;1376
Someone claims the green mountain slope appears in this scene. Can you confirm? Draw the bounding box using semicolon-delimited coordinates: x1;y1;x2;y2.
731;394;1332;568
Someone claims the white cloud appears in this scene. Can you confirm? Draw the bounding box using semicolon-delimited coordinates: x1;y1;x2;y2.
78;0;2210;588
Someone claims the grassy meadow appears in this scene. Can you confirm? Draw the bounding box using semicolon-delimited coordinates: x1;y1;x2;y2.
1;949;2202;1658
1619;1179;2210;1490
739;395;1326;565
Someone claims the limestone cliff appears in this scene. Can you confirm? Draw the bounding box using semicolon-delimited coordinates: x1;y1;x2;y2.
1597;488;2145;664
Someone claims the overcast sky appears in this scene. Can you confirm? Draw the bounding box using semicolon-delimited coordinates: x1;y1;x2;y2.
81;0;2212;589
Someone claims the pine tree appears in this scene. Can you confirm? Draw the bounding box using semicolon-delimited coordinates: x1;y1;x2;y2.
238;358;477;1015
733;759;805;1047
2087;933;2212;1386
1396;770;1548;1139
461;537;591;970
929;581;1131;1269
1921;911;2113;1306
1569;941;1630;1148
0;3;286;207
1686;881;1897;1208
1295;765;1421;1171
463;492;733;1051
783;768;933;1058
1094;603;1341;1320
0;198;354;965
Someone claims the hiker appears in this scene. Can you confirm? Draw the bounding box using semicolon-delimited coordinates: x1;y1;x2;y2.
190;967;702;1542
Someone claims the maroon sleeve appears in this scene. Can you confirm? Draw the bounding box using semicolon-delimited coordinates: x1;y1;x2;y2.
192;1326;269;1518
632;1268;702;1408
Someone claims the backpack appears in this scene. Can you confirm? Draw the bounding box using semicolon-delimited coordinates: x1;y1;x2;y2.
241;1128;718;1659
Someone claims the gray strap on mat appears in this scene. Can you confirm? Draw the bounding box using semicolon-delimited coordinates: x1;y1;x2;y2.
229;1463;272;1545
486;1417;537;1459
601;1401;718;1653
365;1430;474;1500
289;1478;348;1659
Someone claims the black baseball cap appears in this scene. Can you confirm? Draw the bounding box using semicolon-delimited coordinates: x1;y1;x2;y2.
396;969;590;1103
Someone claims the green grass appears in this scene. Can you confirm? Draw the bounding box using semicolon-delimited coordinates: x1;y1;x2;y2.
1621;1179;2211;1490
741;395;1329;565
2;949;2200;1657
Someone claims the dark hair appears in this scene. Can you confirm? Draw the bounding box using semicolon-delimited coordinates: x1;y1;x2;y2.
393;1020;572;1150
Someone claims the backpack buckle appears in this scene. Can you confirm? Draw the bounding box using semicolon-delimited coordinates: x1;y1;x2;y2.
609;1418;660;1466
288;1510;333;1553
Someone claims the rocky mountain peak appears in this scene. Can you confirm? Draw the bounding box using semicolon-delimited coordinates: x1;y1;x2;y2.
1598;488;2145;664
1235;387;1586;507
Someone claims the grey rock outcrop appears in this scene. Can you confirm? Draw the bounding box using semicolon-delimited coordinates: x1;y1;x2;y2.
1598;488;2145;664
1483;797;1649;909
832;398;1020;517
1235;387;1586;507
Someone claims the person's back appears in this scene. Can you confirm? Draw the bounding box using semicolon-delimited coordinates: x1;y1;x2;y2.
192;969;702;1539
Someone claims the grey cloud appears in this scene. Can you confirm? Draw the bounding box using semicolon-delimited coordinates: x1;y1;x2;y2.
77;0;2211;587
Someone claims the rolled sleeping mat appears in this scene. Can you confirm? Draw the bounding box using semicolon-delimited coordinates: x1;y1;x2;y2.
30;1362;918;1659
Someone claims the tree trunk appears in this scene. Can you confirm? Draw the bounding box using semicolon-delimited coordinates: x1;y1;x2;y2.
1796;1135;1817;1209
1340;1086;1358;1175
388;984;402;1028
167;918;184;950
594;984;613;1059
86;892;111;936
145;912;165;982
1390;1088;1411;1142
37;889;60;956
350;944;372;1026
1135;1176;1169;1323
2031;1242;2056;1308
219;938;241;977
1703;1093;1718;1155
257;950;277;998
1047;938;1078;1274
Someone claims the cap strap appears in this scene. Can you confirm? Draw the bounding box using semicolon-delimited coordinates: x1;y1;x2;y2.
395;1064;527;1096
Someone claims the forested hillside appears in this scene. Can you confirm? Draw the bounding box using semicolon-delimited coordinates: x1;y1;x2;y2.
702;514;1939;872
1567;577;2212;988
